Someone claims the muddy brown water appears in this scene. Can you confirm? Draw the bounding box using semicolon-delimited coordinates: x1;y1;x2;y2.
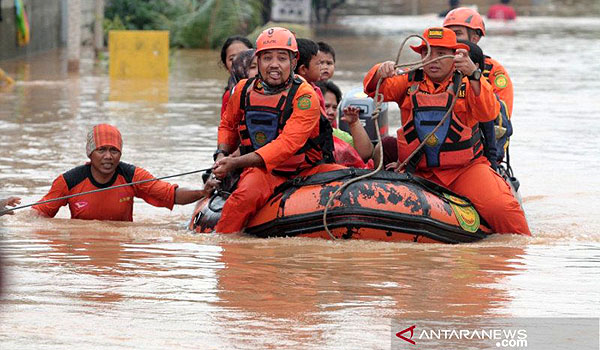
1;15;599;349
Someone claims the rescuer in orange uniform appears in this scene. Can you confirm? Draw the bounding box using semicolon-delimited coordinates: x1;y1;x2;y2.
33;124;213;221
212;27;344;234
443;7;514;116
363;27;530;235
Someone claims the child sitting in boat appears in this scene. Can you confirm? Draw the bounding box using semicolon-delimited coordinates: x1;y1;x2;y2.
316;80;374;169
295;39;373;168
317;41;336;81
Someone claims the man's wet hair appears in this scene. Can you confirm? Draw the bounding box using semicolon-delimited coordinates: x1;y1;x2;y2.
315;80;342;104
295;38;319;74
317;41;336;63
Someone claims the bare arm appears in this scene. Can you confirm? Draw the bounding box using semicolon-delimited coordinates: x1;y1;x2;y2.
212;152;265;180
341;106;373;162
174;177;221;205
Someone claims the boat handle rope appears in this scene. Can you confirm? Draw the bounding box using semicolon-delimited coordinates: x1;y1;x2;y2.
0;167;213;215
322;34;462;240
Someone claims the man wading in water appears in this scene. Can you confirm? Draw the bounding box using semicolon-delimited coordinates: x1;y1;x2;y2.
32;124;216;221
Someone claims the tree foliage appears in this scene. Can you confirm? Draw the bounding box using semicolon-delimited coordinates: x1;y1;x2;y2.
104;0;264;49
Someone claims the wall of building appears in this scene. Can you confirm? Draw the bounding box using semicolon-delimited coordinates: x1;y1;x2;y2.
0;0;96;61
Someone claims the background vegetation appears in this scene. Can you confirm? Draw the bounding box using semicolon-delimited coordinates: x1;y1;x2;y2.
103;0;349;49
104;0;264;49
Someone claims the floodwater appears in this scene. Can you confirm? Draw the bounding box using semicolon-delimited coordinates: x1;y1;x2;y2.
1;16;599;350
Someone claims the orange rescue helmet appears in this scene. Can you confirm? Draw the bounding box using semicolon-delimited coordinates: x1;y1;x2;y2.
255;27;298;57
410;27;470;54
443;7;486;36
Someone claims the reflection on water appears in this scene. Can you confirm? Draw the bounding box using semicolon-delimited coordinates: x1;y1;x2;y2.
109;79;169;103
1;16;600;350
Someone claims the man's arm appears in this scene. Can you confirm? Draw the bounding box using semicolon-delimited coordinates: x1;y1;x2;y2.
363;62;407;103
216;80;246;157
342;106;373;162
486;58;513;116
212;152;265;180
32;176;69;218
174;176;221;205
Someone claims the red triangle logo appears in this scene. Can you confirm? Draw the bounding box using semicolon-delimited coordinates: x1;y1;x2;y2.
396;325;416;345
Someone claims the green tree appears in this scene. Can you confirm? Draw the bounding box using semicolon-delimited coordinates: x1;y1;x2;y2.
172;0;263;48
104;0;264;49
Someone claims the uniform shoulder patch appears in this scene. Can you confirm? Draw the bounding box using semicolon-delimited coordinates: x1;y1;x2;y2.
494;74;508;89
297;94;312;110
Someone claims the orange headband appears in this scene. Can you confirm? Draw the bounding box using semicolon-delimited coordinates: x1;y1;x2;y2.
86;124;122;156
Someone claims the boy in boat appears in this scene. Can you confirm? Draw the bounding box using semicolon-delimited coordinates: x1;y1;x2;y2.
317;41;336;81
295;38;374;168
363;27;530;235
32;124;215;221
212;27;345;234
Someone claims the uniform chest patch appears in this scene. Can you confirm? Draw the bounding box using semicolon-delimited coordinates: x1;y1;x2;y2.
254;131;268;146
425;134;439;147
297;95;312;110
73;201;88;210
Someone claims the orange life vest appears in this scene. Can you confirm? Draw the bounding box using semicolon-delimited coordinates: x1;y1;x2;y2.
398;71;483;171
238;77;334;175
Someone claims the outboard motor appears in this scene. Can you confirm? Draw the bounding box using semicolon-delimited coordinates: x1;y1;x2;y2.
338;87;389;144
190;194;226;233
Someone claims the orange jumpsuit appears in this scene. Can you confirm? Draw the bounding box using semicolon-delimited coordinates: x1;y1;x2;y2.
364;64;530;235
33;162;177;221
216;78;344;233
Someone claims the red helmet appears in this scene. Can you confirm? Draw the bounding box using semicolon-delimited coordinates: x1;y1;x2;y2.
443;7;486;36
255;27;298;56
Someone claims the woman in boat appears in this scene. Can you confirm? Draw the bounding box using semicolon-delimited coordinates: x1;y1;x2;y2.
219;36;253;119
230;49;258;85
